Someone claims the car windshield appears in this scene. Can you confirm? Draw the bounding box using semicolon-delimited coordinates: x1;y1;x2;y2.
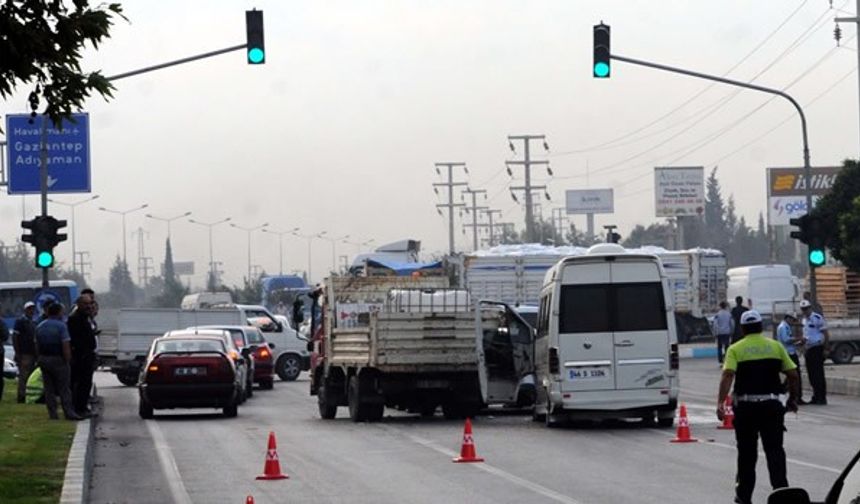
155;339;225;354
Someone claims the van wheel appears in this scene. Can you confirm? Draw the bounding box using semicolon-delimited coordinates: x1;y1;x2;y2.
223;402;238;418
117;372;138;387
277;354;302;381
260;378;274;390
419;403;437;417
657;416;674;428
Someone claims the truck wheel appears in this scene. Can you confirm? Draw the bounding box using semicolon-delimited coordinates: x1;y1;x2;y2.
830;343;855;365
441;402;463;420
348;376;366;422
223;402;238;418
260;377;274;390
318;382;337;419
365;402;384;422
277;354;302;381
420;403;437;417
117;371;138;387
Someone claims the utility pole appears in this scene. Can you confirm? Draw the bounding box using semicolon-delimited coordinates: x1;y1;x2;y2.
461;188;487;251
481;209;502;247
551;208;568;245
133;227;151;286
508;135;551;243
75;251;91;281
835;2;860;156
433;163;468;254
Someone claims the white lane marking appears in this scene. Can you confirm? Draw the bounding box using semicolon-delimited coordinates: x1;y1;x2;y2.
145;420;194;504
389;428;584;504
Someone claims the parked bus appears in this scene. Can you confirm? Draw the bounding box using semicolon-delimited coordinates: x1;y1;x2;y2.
0;280;80;327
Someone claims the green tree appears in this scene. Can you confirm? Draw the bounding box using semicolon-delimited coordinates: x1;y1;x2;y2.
0;0;125;130
703;167;729;250
813;159;860;268
623;223;674;249
151;239;187;308
229;273;265;304
106;255;137;307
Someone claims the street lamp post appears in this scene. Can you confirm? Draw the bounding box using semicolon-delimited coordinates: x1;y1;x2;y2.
47;194;99;273
293;230;325;283
145;211;192;241
231;222;269;281
98;203;148;265
319;234;349;274
263;227;299;275
188;217;231;287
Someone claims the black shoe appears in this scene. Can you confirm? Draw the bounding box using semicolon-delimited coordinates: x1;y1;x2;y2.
797;399;808;405
65;413;84;421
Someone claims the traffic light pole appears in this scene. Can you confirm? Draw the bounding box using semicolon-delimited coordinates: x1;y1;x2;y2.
609;53;817;302
39;115;49;288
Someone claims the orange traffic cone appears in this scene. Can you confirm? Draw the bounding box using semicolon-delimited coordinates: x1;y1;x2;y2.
670;403;698;443
717;396;735;430
256;431;289;480
452;418;484;463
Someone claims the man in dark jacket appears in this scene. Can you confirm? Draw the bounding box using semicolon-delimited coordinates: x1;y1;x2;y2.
13;302;38;403
0;305;9;403
67;294;96;416
730;296;749;344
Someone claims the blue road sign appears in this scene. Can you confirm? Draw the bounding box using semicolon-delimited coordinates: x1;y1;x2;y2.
5;113;91;194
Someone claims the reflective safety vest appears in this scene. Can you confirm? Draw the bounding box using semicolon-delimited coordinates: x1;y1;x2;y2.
26;367;44;404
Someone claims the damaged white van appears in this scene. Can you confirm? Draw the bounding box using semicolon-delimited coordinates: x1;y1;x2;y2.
533;244;680;427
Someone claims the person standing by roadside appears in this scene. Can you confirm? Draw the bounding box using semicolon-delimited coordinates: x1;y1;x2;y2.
35;303;81;420
12;302;38;403
68;294;97;416
730;296;749;344
800;299;829;405
0;306;9;403
776;312;806;405
712;301;735;364
717;310;800;504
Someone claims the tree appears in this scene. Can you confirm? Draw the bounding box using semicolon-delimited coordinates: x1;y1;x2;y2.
106;256;137;307
151;238;187;308
1;1;125;130
703;167;729;250
623;223;674;249
813;159;860;269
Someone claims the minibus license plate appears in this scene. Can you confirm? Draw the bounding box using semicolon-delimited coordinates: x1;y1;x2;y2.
568;368;606;380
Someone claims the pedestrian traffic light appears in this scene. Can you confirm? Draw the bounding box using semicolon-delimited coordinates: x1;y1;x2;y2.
245;10;265;65
593;23;611;78
21;216;67;269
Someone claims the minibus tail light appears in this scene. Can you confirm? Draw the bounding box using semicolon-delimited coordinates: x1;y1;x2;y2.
670;343;679;370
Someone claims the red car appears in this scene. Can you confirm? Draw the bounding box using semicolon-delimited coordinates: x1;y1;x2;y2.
249;328;276;390
138;335;243;419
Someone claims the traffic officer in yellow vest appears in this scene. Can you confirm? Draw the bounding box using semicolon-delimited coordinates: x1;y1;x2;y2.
717;310;800;504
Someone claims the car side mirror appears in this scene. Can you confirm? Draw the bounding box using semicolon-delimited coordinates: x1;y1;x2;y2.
766;488;811;504
306;341;314;352
268;343;276;349
241;348;252;357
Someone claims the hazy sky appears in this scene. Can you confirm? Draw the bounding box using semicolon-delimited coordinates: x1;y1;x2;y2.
2;0;859;290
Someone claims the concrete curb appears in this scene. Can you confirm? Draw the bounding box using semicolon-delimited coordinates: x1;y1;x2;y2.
824;376;860;398
59;415;95;504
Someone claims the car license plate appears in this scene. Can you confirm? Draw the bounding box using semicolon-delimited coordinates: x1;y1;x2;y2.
568;367;607;380
174;367;207;376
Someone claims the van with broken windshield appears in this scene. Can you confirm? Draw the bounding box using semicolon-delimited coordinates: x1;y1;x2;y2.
532;244;680;427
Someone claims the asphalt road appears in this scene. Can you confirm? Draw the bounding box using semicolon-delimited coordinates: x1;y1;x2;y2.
88;360;860;504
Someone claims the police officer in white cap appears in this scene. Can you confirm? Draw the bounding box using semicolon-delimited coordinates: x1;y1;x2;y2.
800;299;829;405
718;310;800;504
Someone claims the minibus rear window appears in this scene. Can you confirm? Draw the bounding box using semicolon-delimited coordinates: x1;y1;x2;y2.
559;285;610;333
614;283;667;331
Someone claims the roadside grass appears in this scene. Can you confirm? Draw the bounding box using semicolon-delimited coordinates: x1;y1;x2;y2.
0;378;75;504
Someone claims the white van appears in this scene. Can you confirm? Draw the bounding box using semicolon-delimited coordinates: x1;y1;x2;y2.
726;265;799;320
533;244;680;427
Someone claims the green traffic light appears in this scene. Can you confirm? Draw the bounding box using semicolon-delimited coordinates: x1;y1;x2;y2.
248;47;265;64
37;251;54;268
809;249;825;266
594;62;610;78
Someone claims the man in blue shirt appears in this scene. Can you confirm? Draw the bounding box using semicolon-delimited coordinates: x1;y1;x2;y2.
35;303;81;420
776;312;805;404
800;299;829;405
712;301;735;364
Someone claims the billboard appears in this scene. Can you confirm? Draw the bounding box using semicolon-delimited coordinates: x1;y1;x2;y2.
565;189;614;214
654;166;704;217
766;167;841;226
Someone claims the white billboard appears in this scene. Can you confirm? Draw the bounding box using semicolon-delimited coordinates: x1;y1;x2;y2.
654;166;705;217
767;195;822;226
565;189;614;214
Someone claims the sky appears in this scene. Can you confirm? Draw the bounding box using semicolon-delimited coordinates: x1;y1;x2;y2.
1;0;859;290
